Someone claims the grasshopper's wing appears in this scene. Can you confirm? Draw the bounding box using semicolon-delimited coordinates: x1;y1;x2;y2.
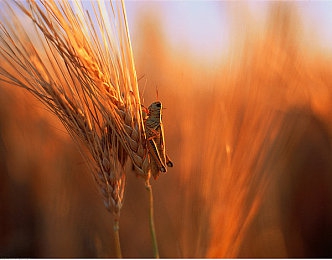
150;158;161;179
147;138;166;172
157;123;173;168
155;124;167;166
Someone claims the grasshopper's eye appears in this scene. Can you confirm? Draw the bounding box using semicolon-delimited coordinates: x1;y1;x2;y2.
156;102;161;108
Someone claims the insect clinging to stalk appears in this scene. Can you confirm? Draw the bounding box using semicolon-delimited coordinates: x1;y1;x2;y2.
144;101;173;179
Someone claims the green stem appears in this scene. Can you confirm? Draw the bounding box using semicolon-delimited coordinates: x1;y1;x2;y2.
113;219;122;258
145;180;160;258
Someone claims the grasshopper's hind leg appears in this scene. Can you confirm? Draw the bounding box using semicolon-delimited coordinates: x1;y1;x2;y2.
166;154;173;167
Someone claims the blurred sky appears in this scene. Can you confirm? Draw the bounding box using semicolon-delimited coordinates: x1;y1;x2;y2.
125;1;332;61
126;1;231;61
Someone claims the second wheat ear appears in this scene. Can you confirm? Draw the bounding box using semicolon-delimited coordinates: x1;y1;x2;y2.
143;101;173;180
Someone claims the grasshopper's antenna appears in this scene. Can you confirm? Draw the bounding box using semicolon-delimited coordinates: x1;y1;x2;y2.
156;85;159;101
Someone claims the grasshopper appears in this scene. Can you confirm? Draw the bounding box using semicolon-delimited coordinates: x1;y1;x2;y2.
143;101;173;179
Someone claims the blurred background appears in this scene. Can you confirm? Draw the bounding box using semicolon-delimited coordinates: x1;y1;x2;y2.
1;1;332;257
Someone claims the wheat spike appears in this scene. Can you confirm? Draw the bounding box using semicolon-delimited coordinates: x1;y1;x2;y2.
0;0;150;219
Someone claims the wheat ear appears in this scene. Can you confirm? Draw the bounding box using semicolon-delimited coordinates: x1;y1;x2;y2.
0;0;152;257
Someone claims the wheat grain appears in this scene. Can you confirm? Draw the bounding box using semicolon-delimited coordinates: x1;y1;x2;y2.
0;0;151;219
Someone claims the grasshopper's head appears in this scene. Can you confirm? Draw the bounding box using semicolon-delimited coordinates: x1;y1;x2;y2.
148;101;162;115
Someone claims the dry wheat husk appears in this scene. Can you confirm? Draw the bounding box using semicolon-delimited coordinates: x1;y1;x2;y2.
0;0;151;219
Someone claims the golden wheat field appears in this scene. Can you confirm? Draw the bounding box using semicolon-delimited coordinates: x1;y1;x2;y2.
1;1;332;258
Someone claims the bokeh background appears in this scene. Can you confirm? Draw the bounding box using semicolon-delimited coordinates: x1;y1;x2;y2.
1;1;332;257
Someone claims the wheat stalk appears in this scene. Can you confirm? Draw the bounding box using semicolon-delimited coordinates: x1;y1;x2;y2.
0;0;153;256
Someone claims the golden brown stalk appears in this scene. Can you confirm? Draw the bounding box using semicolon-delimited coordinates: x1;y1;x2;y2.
0;0;150;220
